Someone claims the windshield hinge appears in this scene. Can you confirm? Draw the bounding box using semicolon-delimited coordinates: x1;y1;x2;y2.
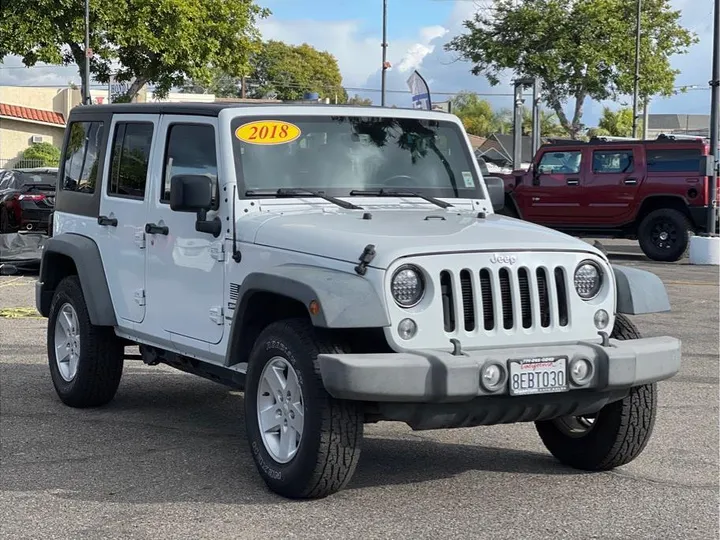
354;244;376;276
210;242;225;262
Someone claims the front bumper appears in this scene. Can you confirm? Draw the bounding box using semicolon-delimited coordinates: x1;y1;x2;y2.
317;336;681;403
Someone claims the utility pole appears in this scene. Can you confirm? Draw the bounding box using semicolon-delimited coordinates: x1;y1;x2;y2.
381;0;388;107
83;0;91;104
642;97;649;139
707;0;719;236
631;0;642;138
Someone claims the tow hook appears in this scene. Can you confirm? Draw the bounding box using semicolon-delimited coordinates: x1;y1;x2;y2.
598;331;610;347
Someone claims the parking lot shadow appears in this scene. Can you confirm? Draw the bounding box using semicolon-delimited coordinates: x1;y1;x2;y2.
2;362;580;506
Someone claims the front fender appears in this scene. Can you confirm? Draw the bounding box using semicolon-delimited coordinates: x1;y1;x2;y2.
234;265;390;328
612;265;671;315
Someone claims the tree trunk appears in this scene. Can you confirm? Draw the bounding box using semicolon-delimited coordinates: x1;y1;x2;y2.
548;90;587;139
69;43;89;103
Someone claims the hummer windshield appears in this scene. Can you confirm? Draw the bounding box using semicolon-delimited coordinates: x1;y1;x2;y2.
231;115;485;200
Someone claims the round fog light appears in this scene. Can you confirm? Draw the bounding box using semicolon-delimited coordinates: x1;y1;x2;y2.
397;318;417;340
480;362;505;392
570;358;593;385
594;309;609;330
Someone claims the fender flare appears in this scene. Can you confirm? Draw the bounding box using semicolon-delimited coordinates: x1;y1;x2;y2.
612;264;671;315
37;233;117;326
225;265;390;364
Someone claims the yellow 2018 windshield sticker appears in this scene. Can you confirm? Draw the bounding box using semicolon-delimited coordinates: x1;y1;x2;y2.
235;120;301;145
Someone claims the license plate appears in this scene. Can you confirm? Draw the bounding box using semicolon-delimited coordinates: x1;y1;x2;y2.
508;356;568;396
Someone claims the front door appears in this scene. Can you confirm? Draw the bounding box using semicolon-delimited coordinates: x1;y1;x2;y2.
515;149;585;225
96;114;159;324
144;115;226;344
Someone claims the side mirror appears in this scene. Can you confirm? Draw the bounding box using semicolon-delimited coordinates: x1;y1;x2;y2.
169;174;222;237
484;176;505;212
169;175;214;212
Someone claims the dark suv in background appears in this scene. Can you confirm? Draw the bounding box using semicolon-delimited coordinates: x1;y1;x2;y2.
500;134;717;262
0;167;57;234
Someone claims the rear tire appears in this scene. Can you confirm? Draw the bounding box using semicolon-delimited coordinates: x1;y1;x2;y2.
244;318;363;499
47;275;124;407
637;208;691;262
534;314;658;470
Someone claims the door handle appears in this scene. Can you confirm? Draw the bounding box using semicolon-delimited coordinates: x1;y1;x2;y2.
145;222;169;235
566;178;579;186
97;215;118;227
624;178;638;185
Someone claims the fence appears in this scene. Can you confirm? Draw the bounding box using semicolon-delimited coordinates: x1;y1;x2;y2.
0;158;54;170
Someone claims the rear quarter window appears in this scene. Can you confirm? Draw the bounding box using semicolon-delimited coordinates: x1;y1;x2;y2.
646;148;702;173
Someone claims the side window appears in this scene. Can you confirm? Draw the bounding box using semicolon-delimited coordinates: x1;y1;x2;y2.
108;122;154;199
62;121;104;193
647;148;702;173
592;150;634;173
538;151;582;174
161;124;217;203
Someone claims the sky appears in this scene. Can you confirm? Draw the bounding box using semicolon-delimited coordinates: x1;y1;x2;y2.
0;0;716;126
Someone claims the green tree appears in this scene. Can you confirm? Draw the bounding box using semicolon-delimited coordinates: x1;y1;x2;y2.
445;0;696;139
250;41;346;102
0;0;269;101
596;106;637;137
21;142;61;166
495;108;568;137
181;41;347;102
347;94;373;106
450;92;503;137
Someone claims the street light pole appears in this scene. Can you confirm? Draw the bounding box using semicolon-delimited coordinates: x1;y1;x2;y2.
631;0;642;138
381;0;388;107
706;0;719;236
84;0;90;105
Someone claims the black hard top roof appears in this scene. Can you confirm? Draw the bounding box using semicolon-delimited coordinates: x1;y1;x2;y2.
67;101;433;119
542;134;709;149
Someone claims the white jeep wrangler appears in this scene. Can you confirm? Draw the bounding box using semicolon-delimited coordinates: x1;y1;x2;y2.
36;102;681;499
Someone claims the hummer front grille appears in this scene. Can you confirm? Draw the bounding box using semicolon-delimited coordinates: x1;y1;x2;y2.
440;265;570;334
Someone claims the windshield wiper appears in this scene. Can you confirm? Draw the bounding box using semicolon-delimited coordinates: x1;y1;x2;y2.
245;188;363;210
349;189;453;209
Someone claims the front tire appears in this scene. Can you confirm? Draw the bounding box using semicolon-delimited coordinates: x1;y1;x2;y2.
534;314;658;470
47;275;124;407
637;208;691;262
244;318;363;499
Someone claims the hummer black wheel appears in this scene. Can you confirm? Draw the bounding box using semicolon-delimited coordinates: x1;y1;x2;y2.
637;208;691;262
534;314;658;470
244;318;363;499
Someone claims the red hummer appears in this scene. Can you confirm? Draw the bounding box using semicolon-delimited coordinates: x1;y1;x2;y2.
500;134;717;261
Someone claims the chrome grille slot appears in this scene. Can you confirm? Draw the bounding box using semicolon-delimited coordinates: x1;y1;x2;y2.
555;267;569;327
499;269;513;330
537;268;551;328
479;269;494;331
518;268;532;329
440;271;455;333
440;264;571;335
460;269;475;332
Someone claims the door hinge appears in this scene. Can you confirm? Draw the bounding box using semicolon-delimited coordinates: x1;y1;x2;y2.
134;231;146;249
134;289;146;306
210;242;225;262
209;306;224;324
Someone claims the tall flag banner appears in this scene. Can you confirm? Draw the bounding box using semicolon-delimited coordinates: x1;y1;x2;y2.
406;70;432;110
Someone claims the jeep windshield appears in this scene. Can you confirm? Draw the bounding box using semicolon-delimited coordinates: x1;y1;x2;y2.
231;115;484;200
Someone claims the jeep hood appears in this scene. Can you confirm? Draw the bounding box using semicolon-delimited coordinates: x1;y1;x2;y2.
248;208;601;269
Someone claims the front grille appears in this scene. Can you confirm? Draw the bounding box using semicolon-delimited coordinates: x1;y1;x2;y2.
440;265;570;334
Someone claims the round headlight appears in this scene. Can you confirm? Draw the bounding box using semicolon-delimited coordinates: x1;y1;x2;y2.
391;265;425;307
574;260;603;300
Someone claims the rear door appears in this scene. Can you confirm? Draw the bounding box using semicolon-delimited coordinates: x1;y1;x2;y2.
515;148;585;225
582;146;642;225
95;114;159;324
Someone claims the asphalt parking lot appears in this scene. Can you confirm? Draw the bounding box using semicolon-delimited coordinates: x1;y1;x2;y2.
1;242;718;540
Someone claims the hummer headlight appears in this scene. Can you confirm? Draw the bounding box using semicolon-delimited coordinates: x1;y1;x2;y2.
574;260;603;300
391;265;425;307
